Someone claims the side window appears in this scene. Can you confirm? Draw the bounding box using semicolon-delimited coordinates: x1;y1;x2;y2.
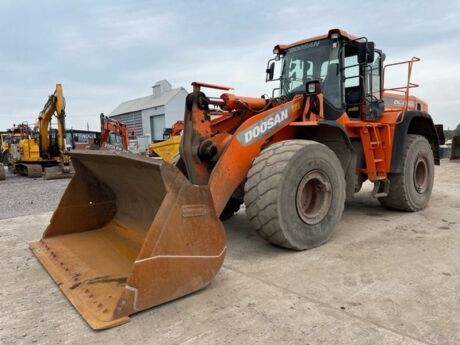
368;53;381;99
344;55;359;88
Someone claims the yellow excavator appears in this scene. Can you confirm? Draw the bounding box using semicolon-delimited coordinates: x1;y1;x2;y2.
4;84;71;178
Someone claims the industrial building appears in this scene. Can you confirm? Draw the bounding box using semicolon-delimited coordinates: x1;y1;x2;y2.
109;80;187;141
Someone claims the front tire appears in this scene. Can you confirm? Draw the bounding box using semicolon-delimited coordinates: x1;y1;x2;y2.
378;134;434;211
244;140;346;250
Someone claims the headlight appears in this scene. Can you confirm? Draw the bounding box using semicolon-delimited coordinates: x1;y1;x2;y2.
330;32;340;40
306;81;321;95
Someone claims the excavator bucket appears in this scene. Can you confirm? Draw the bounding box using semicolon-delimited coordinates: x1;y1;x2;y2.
29;150;226;330
451;135;460;160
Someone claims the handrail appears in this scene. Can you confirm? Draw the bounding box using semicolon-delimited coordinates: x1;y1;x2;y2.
383;57;420;111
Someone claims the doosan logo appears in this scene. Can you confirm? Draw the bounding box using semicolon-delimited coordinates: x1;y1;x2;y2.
238;107;290;146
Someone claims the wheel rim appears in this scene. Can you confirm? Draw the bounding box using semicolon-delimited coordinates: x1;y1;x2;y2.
296;170;332;225
413;157;428;194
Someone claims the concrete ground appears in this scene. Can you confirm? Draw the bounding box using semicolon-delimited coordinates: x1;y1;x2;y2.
0;161;459;345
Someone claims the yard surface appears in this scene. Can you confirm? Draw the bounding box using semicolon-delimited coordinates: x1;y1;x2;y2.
0;161;459;344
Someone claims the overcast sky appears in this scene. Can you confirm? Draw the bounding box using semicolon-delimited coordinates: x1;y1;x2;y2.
0;0;459;131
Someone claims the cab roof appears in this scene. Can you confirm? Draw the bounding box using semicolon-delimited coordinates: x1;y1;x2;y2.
274;28;360;54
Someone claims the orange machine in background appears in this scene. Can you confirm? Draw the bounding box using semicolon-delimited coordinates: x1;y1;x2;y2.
100;113;129;151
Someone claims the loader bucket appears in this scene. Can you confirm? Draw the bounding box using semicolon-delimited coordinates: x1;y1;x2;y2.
451;135;460;160
29;150;226;330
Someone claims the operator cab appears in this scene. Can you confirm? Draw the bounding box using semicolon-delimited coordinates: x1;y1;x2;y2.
267;29;385;121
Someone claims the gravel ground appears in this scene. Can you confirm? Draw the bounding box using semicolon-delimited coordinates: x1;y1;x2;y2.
0;160;459;344
0;167;70;220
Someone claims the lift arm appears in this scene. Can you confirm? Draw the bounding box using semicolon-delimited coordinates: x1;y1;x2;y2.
181;83;304;215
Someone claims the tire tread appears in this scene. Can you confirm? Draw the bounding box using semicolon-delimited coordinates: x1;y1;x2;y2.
244;140;341;249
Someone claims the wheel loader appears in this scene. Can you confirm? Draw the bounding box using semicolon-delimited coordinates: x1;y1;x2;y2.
30;29;440;329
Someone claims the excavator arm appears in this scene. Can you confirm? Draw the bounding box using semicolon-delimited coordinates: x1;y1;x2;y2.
100;114;129;150
38;84;66;157
37;83;71;174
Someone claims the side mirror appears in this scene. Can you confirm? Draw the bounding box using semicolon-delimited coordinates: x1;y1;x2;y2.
358;41;375;64
266;61;275;81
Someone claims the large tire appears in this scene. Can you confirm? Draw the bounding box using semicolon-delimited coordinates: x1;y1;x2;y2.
378;134;434;211
244;140;346;250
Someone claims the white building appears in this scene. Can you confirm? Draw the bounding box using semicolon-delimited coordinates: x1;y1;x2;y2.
109;80;188;141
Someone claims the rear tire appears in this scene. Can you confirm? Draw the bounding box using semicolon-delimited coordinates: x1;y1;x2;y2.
244;140;346;250
378;134;434;211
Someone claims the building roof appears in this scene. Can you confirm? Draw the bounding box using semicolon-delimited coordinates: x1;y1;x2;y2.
110;87;185;117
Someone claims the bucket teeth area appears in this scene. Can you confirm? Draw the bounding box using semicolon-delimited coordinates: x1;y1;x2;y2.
30;223;140;328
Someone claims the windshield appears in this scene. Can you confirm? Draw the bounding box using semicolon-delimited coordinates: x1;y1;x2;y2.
109;133;122;146
280;39;341;108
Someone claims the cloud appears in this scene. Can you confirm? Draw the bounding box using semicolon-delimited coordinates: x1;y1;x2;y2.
0;0;459;131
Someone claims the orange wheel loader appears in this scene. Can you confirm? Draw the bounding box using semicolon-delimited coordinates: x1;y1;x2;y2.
30;29;440;329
